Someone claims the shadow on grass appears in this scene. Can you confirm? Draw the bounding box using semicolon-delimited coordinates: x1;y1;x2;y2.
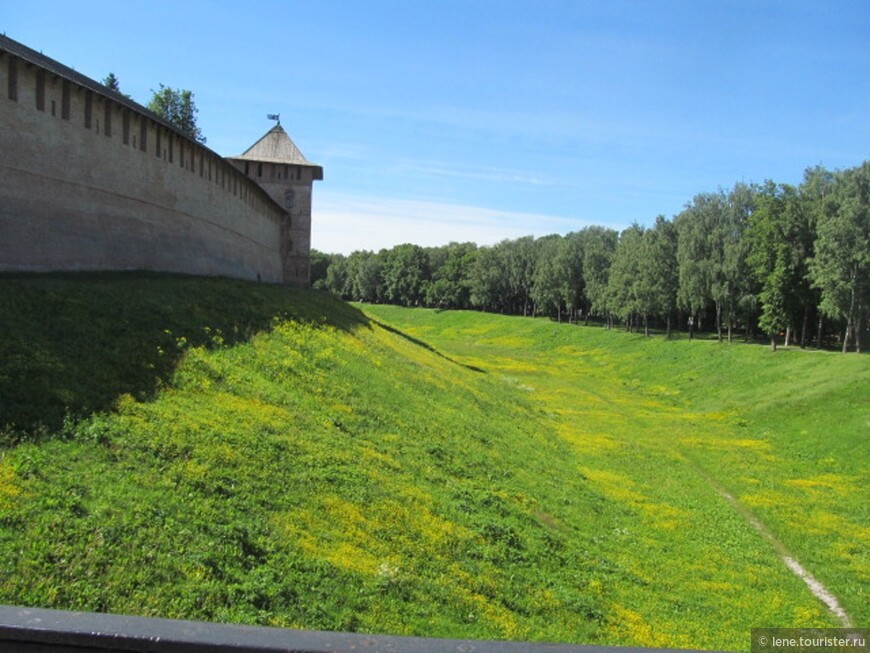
368;318;486;374
0;272;370;442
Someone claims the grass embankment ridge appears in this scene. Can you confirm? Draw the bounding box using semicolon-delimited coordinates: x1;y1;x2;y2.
0;274;866;652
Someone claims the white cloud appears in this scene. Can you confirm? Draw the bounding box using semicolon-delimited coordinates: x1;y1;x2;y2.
311;191;598;254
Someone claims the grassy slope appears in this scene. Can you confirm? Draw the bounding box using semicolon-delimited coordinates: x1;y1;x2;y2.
363;306;869;637
0;275;866;651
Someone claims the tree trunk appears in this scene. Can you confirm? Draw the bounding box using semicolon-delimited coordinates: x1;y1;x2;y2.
644;314;649;337
784;326;791;348
771;335;777;352
716;301;723;342
844;279;858;353
817;314;824;349
856;312;862;354
666;315;672;339
800;304;810;348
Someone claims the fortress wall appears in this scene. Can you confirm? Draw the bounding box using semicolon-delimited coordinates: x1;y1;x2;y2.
228;160;318;284
0;49;289;283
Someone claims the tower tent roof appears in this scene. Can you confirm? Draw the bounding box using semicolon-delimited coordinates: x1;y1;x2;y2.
233;124;318;167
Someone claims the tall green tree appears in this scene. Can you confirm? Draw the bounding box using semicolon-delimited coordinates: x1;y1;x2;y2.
346;250;383;303
581;227;619;326
640;216;679;337
560;231;587;322
689;187;755;343
380;244;429;307
748;183;793;350
309;249;332;290
470;243;510;312
531;235;567;321
719;183;757;342
505;236;537;316
675;197;714;335
102;72;121;92
148;84;206;143
809;162;870;353
801;165;838;347
322;254;349;296
748;181;819;349
607;224;645;331
424;242;477;309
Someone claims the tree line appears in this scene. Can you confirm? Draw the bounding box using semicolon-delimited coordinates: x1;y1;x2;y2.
312;162;869;353
313;163;868;352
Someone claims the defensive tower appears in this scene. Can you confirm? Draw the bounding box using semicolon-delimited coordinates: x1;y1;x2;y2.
227;124;323;286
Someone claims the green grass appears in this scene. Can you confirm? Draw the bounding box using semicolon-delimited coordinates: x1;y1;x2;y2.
0;274;867;651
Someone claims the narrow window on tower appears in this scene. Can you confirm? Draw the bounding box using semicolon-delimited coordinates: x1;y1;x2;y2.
104;101;112;137
35;69;45;111
139;118;147;151
61;80;70;119
84;91;92;128
123;111;130;145
7;57;18;101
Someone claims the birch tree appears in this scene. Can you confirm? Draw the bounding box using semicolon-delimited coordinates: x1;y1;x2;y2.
809;162;870;352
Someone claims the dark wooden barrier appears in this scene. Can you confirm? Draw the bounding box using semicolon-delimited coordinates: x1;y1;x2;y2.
0;605;705;653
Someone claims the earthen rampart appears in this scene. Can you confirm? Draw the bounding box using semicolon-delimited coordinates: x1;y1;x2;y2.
0;36;315;285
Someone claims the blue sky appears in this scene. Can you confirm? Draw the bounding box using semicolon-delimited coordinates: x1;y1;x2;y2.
5;1;869;253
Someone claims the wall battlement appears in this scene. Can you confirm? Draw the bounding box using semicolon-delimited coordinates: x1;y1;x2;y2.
0;35;321;286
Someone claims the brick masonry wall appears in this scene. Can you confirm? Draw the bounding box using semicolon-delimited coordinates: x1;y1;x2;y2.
0;50;290;284
228;159;316;285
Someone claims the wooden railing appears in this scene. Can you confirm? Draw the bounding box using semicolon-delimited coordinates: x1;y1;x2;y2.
0;605;698;653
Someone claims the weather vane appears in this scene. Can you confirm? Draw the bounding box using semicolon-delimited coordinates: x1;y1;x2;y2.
267;113;281;125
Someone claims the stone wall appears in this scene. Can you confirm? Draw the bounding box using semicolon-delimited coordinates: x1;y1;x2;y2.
228;159;317;284
0;43;291;284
